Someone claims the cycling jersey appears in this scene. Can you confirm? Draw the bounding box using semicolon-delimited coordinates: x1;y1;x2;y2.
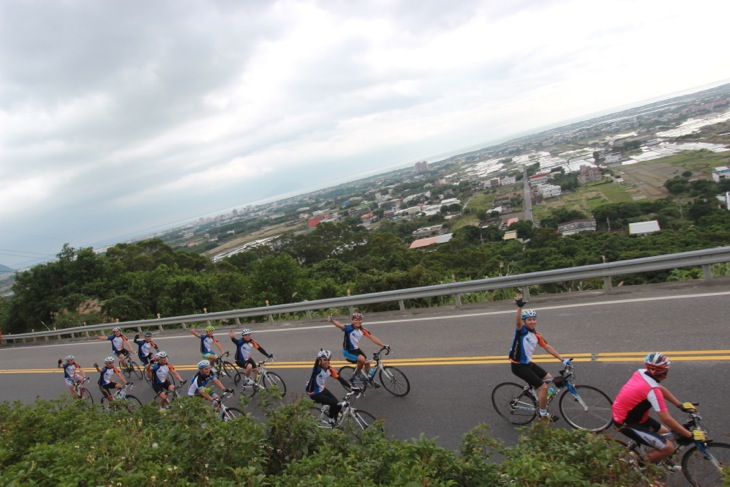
62;362;81;381
306;365;341;396
187;371;219;396
106;334;127;353
612;369;668;425
98;365;119;386
342;325;371;351
509;327;547;364
230;337;270;362
133;338;158;362
150;363;174;385
199;335;219;355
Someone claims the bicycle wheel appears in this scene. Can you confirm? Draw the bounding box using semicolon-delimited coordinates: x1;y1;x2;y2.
337;365;368;390
491;382;537;425
340;409;379;439
261;372;287;397
221;362;238;385
121;362;132;379
79;387;94;405
558;385;613;432
129;361;144;380
681;441;730;487
221;407;244;421
239;376;258;397
379;366;410;397
310;406;330;426
101;395;141;413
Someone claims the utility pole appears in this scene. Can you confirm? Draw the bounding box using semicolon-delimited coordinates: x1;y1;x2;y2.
606;216;611;232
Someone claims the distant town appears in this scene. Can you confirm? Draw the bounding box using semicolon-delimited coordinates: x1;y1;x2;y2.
144;83;729;263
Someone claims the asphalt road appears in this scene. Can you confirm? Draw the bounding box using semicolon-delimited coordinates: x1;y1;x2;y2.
2;280;729;453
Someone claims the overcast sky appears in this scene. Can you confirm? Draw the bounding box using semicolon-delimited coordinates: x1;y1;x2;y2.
1;0;728;270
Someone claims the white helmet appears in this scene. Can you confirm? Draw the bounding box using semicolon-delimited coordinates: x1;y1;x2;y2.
157;351;168;359
197;360;211;369
104;356;116;364
65;355;75;362
521;309;538;320
317;349;332;360
241;328;252;335
113;327;121;332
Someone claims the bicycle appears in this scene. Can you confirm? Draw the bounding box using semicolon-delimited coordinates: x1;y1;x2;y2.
152;380;187;409
72;376;94;404
491;360;613;431
337;346;410;397
100;382;142;413
213;389;244;421
310;388;378;436
617;406;730;487
120;354;144;380
235;358;287;397
211;351;238;385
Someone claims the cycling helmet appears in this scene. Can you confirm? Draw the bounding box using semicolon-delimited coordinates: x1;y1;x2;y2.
65;354;75;362
351;313;363;321
156;351;168;359
521;309;538;320
197;359;211;369
317;349;332;360
645;352;670;375
241;328;252;335
112;326;121;332
205;325;215;332
104;356;116;364
144;332;153;337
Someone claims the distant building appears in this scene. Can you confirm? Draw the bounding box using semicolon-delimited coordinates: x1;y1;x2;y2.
500;175;517;186
529;173;549;186
409;233;453;249
578;165;602;184
503;230;518;241
712;166;730;182
412;224;444;238
629;220;661;236
558;219;597;236
414;161;429;174
537;184;562;198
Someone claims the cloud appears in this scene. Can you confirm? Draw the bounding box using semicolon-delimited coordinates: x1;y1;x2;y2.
0;0;729;268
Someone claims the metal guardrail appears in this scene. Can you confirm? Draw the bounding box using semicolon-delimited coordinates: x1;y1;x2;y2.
4;246;730;344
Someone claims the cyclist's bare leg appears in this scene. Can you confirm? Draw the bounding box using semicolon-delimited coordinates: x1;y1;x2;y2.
645;426;676;463
159;392;168;408
355;355;367;375
244;363;253;381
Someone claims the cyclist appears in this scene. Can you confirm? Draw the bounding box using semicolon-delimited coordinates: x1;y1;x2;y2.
510;294;570;422
95;326;135;370
328;312;387;386
612;352;702;464
133;332;159;366
146;351;184;411
190;325;225;371
57;354;86;397
229;328;274;385
306;349;355;425
94;356;129;403
187;359;231;409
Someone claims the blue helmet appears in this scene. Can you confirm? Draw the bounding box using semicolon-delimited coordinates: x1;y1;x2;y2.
521;309;537;320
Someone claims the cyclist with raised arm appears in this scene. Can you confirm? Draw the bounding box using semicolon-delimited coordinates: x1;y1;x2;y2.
146;351;184;411
612;352;702;464
133;331;159;366
229;328;273;385
95;326;135;370
57;354;86;397
306;350;355;425
94;356;128;403
190;326;225;371
510;294;570;422
328;312;387;386
187;359;231;409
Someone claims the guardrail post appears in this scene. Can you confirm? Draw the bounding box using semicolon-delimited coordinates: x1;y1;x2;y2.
702;264;712;280
266;301;274;323
455;294;462;308
398;300;405;311
306;310;312;320
522;288;531;301
603;276;613;291
235;318;242;326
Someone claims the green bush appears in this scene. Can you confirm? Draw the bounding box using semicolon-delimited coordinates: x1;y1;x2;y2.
0;397;661;486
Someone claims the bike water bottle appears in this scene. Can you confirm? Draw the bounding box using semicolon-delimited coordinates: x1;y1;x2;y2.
369;368;375;378
547;387;555;401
